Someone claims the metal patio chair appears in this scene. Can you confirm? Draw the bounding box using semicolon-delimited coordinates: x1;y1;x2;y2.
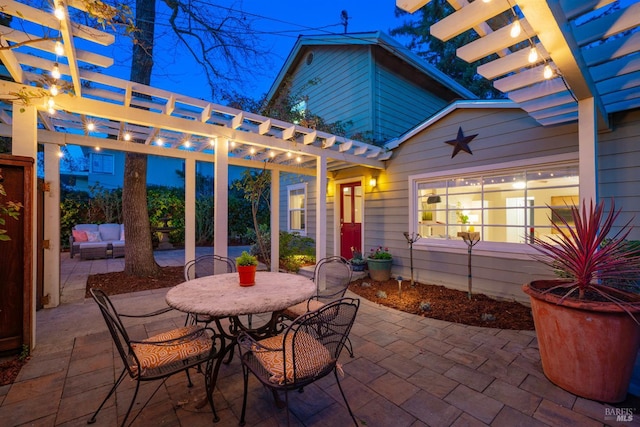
237;297;360;426
184;254;236;281
282;256;355;356
88;288;223;427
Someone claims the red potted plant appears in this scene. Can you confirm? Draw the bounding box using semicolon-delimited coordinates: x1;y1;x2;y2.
236;251;258;287
523;199;640;402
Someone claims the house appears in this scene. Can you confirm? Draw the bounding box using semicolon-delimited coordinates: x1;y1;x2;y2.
270;26;640;303
265;31;477;144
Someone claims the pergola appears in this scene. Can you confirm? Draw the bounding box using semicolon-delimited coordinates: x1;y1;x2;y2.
396;0;640;203
0;0;387;345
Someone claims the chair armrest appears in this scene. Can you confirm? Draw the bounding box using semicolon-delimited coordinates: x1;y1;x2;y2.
119;306;175;318
237;331;283;354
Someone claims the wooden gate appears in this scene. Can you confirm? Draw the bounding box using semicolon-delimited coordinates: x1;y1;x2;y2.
0;155;33;353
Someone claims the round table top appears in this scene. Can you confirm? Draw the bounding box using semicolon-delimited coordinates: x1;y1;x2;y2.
165;271;316;316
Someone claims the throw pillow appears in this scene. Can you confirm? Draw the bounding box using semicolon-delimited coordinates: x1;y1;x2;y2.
86;231;102;242
72;230;88;242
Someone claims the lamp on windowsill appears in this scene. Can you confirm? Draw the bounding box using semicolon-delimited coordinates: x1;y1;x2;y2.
426;195;441;204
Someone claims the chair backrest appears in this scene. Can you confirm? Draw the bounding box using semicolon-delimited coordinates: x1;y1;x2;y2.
90;288;138;378
184;254;236;280
285;297;359;383
312;256;352;300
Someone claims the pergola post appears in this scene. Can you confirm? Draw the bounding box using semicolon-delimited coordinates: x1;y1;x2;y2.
270;169;280;271
184;157;196;265
578;97;598;204
214;139;229;258
43;144;61;308
11;103;37;347
316;156;327;290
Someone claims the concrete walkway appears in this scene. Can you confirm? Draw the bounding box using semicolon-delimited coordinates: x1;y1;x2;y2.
1;249;638;426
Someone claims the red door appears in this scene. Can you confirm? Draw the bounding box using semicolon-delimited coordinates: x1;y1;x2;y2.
340;182;362;258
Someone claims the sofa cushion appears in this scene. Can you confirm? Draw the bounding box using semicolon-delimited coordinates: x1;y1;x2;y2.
72;230;88;242
120;224;125;241
99;223;121;242
75;224;99;233
86;231;102;242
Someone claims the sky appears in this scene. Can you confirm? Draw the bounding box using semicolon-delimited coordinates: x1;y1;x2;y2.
105;0;410;103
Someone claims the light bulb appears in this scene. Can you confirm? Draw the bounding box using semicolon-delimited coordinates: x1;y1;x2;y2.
57;149;64;158
287;152;292;158
87;122;95;131
183;140;191;148
249;147;256;155
50;85;59;96
47;97;55;108
230;141;236;148
48;107;55;115
54;41;64;56
54;5;65;20
124;132;131;141
95;146;101;151
51;63;61;79
296;156;301;163
156;138;163;146
510;21;521;38
209;138;215;146
543;64;553;79
528;46;538;63
269;151;275;158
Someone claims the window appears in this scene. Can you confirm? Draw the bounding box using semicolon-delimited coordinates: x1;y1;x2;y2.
413;162;579;245
90;153;114;174
288;184;306;234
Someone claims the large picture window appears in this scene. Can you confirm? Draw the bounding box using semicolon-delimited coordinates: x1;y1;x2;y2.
288;183;306;234
413;163;579;245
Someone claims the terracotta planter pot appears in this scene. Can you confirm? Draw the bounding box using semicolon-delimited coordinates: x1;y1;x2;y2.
367;258;392;282
523;280;640;403
237;265;257;287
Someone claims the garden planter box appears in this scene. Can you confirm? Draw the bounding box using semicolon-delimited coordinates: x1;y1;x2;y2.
367;258;392;281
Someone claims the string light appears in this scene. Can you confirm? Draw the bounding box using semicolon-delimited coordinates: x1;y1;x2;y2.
183;139;191;148
296;156;301;163
54;41;64;56
156;138;164;146
249;147;256;155
510;20;521;38
287;151;292;158
209;138;215;146
48;106;55;115
57;148;64;158
269;151;275;158
47;97;55;109
50;84;59;96
230;141;236;148
528;46;538;63
86;122;96;131
54;4;65;20
94;146;101;151
51;63;61;79
123;132;131;141
543;64;553;79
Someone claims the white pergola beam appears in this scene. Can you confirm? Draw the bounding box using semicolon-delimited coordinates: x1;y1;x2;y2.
572;2;640;46
396;0;431;13
477;42;549;80
430;0;510;42
457;19;534;63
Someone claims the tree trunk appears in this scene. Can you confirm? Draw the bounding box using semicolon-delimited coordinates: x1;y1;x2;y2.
122;0;161;276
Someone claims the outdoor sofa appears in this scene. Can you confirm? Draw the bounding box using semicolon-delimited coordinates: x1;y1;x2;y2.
70;223;125;259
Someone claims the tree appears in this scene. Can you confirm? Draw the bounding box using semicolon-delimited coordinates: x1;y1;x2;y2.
118;0;264;276
391;0;503;99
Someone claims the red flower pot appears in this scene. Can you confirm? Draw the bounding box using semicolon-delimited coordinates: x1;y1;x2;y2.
237;265;257;287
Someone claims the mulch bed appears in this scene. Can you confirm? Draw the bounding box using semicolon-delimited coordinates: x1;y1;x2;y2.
348;277;534;330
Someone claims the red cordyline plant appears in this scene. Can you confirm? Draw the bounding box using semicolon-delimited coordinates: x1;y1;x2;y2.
530;199;640;304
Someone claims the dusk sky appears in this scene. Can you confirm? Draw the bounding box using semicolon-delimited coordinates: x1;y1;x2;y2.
105;1;409;103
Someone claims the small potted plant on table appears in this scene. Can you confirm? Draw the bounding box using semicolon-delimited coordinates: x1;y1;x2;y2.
523;199;640;402
367;246;392;281
236;251;258;287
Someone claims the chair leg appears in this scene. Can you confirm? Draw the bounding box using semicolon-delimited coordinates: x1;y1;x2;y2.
120;377;141;427
345;336;355;358
239;365;250;426
185;368;193;387
87;368;127;424
335;368;358;426
204;358;220;423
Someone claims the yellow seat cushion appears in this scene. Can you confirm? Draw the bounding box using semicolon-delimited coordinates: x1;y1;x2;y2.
283;299;325;319
131;326;211;375
253;331;333;384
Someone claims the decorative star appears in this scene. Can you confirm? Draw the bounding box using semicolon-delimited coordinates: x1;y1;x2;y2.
445;127;478;158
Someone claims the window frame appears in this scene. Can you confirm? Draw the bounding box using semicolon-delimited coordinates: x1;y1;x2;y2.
287;183;307;235
89;152;115;175
408;153;579;259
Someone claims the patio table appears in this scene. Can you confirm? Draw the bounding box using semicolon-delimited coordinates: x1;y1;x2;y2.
165;271;316;408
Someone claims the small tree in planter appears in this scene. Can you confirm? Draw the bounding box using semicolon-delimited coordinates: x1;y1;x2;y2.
523;199;640;402
236;251;258;287
349;247;366;271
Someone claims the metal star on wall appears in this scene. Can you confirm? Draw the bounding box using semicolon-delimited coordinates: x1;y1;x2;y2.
445;127;478;158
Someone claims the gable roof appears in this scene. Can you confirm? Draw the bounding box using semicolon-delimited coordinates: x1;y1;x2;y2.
265;31;478;102
384;99;519;149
